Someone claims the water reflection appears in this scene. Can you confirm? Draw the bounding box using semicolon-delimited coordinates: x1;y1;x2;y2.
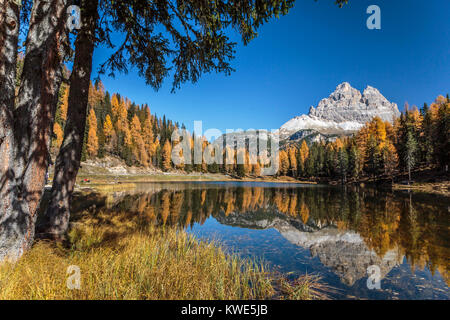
72;182;450;299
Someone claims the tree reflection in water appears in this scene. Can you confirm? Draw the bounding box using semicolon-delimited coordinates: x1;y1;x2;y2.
71;182;449;290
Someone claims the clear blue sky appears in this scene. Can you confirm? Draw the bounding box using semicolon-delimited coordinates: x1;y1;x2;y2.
92;0;450;133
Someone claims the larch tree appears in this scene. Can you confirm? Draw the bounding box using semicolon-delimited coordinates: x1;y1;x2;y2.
162;140;172;172
130;114;147;165
111;94;121;122
279;150;290;176
288;147;297;177
59;85;69;123
52;122;64;154
372;116;387;145
382;142;398;181
253;161;262;177
86;108;99;158
142;108;155;165
103;114;115;151
299;140;309;174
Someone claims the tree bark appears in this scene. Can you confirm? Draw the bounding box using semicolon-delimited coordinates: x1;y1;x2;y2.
0;0;68;261
0;0;21;262
39;0;99;237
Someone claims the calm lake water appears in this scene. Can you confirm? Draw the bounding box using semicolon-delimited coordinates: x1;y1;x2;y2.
74;181;449;300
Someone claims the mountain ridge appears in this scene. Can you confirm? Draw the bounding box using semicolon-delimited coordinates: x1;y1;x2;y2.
277;82;400;142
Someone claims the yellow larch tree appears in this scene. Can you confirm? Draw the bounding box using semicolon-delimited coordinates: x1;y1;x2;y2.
299;202;310;224
201;138;208;173
87;80;105;108
244;149;251;175
111;94;121;120
334;138;344;150
253;161;261;176
383;142;399;179
130;114;148;165
288;147;297;176
299;140;309;167
410;106;423;133
52;122;64;154
279;150;289;176
115;98;129;133
142;108;155;165
103;114;115;152
86;108;99;157
88;81;96;107
162;140;172;171
60;85;69;122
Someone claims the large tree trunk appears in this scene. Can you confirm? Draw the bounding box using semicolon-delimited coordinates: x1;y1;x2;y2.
0;0;68;262
0;0;21;262
39;0;99;237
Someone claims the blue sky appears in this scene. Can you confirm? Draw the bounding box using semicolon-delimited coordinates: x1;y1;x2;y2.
92;0;450;133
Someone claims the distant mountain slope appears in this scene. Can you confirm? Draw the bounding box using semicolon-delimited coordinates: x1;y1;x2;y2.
214;82;400;148
277;82;400;142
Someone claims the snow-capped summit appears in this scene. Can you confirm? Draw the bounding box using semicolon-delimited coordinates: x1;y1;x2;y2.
278;82;400;141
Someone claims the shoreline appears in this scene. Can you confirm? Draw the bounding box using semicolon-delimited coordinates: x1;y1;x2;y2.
73;172;317;187
66;172;450;197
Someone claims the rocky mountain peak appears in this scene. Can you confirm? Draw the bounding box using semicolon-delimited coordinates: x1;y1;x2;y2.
329;82;361;100
363;85;380;96
278;82;400;140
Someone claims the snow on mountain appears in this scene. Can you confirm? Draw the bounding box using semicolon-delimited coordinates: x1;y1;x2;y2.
278;82;400;141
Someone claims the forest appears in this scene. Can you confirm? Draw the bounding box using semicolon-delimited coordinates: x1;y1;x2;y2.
60;78;449;183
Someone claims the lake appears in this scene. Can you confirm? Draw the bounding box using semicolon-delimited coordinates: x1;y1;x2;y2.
73;181;449;300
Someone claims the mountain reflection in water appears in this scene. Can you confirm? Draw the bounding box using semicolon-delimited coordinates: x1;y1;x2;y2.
72;182;450;299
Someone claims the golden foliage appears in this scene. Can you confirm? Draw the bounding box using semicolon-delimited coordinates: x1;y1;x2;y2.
279;150;289;176
299;140;309;166
52;122;64;152
86;109;98;157
162;140;172;171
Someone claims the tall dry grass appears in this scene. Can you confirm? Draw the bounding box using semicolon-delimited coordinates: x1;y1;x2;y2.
0;209;327;300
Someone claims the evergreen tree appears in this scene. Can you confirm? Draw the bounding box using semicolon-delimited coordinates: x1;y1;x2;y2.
338;147;348;183
404;130;418;183
420;103;434;165
348;144;361;179
435;99;450;170
305;143;318;177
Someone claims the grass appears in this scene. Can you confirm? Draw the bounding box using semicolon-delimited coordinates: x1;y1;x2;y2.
276;274;333;300
71;171;315;188
0;209;328;300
